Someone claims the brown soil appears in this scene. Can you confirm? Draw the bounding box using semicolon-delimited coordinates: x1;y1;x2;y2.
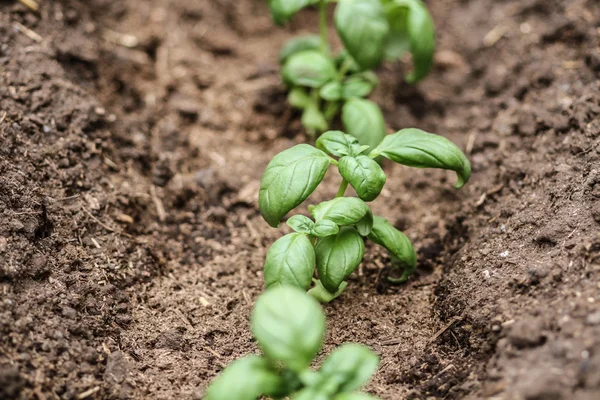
1;0;599;399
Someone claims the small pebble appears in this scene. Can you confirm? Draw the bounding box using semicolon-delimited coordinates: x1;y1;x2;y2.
586;312;600;326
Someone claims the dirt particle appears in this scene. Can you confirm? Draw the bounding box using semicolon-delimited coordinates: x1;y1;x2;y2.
153;328;187;351
104;351;130;385
61;306;77;319
519;370;565;400
57;158;70;168
585;312;600;326
0;365;25;399
507;318;546;348
485;66;508;96
191;387;205;400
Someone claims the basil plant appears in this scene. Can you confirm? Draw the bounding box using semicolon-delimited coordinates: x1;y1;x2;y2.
259;129;470;302
269;0;435;138
205;286;381;400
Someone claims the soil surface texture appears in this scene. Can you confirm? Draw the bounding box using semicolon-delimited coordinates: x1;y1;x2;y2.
1;0;600;399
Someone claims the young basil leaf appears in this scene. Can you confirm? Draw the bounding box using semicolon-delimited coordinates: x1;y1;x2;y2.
251;286;325;372
279;34;322;64
369;128;471;188
302;104;329;134
315;227;365;292
312;219;340;238
341;98;387;152
342;75;376;99
355;70;379;86
383;0;435;83
204;355;287;400
286;215;315;234
319;344;379;393
311;197;371;227
320;81;343;102
264;233;316;290
268;0;319;26
355;209;374;236
288;87;311;109
349;144;372;157
307;280;348;303
382;1;410;61
335;0;389;70
259;144;332;227
316;130;359;157
368;216;417;282
282;50;337;88
338;155;386;202
293;387;330;400
334;393;381;400
404;0;435;83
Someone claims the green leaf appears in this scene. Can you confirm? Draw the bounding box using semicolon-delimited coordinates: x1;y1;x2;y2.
312;219;340;238
383;0;435;83
319;344;379;392
252;286;325;371
341;98;387;153
293;388;330;400
342;80;373;100
316;130;359;157
347;144;371;157
279;34;322;64
368;216;416;282
338;155;386;202
264;233;316;290
288;87;311;109
311;197;371;227
342;75;377;99
282;50;337;88
302;104;329;134
307;279;348;303
382;2;410;61
204;356;287;400
355;210;373;236
405;0;435;83
320;81;343;101
268;0;319;26
369;128;471;188
286;215;315;234
335;0;389;70
334;393;381;400
259;144;332;227
315;227;365;292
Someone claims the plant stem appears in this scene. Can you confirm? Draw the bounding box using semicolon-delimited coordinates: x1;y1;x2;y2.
337;57;354;80
336;179;348;197
318;0;329;55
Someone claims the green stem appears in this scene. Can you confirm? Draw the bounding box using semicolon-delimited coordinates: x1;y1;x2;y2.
337;57;354;80
318;0;329;55
324;101;340;123
336;179;348;197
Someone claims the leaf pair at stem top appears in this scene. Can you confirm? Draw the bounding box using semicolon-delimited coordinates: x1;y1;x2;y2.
271;0;436;138
259;129;470;302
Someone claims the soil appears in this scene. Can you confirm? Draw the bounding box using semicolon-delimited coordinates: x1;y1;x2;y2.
1;0;599;399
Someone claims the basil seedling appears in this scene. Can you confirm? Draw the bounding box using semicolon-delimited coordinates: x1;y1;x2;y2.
268;0;436;138
204;286;381;400
259;129;471;302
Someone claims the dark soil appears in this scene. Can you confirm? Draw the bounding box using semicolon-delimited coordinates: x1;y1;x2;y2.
1;0;599;399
